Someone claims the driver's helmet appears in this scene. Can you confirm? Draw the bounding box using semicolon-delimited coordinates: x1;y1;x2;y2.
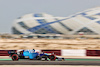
33;49;35;52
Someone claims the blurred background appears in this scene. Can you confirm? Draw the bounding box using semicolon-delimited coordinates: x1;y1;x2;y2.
0;0;100;50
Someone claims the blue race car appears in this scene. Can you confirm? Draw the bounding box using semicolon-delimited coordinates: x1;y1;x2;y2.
8;49;64;61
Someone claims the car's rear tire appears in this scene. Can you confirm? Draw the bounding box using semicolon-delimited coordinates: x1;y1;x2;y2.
11;54;19;61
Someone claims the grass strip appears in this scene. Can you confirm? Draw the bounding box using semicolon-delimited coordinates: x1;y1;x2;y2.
66;59;100;61
0;59;12;61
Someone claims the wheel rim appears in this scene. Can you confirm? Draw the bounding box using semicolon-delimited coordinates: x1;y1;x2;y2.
13;56;17;60
12;54;18;61
50;55;56;61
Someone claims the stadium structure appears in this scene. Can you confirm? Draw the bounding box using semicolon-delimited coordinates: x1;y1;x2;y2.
12;7;100;35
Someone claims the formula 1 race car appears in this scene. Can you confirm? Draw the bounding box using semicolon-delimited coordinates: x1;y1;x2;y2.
8;49;65;61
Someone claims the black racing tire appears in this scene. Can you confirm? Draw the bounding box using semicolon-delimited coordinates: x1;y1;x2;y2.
11;54;19;61
49;55;56;61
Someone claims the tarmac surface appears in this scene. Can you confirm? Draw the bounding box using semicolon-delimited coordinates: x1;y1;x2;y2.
0;59;100;65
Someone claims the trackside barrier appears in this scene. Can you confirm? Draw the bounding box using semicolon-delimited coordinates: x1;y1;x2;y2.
0;50;39;56
86;50;100;56
0;50;16;56
2;49;100;56
61;49;86;56
41;50;61;56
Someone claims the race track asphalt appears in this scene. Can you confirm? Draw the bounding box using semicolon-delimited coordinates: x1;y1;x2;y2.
0;59;100;65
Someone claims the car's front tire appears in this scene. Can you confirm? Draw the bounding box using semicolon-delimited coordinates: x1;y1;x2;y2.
49;55;56;61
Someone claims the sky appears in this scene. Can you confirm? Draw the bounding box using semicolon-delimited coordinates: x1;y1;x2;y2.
0;0;100;33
